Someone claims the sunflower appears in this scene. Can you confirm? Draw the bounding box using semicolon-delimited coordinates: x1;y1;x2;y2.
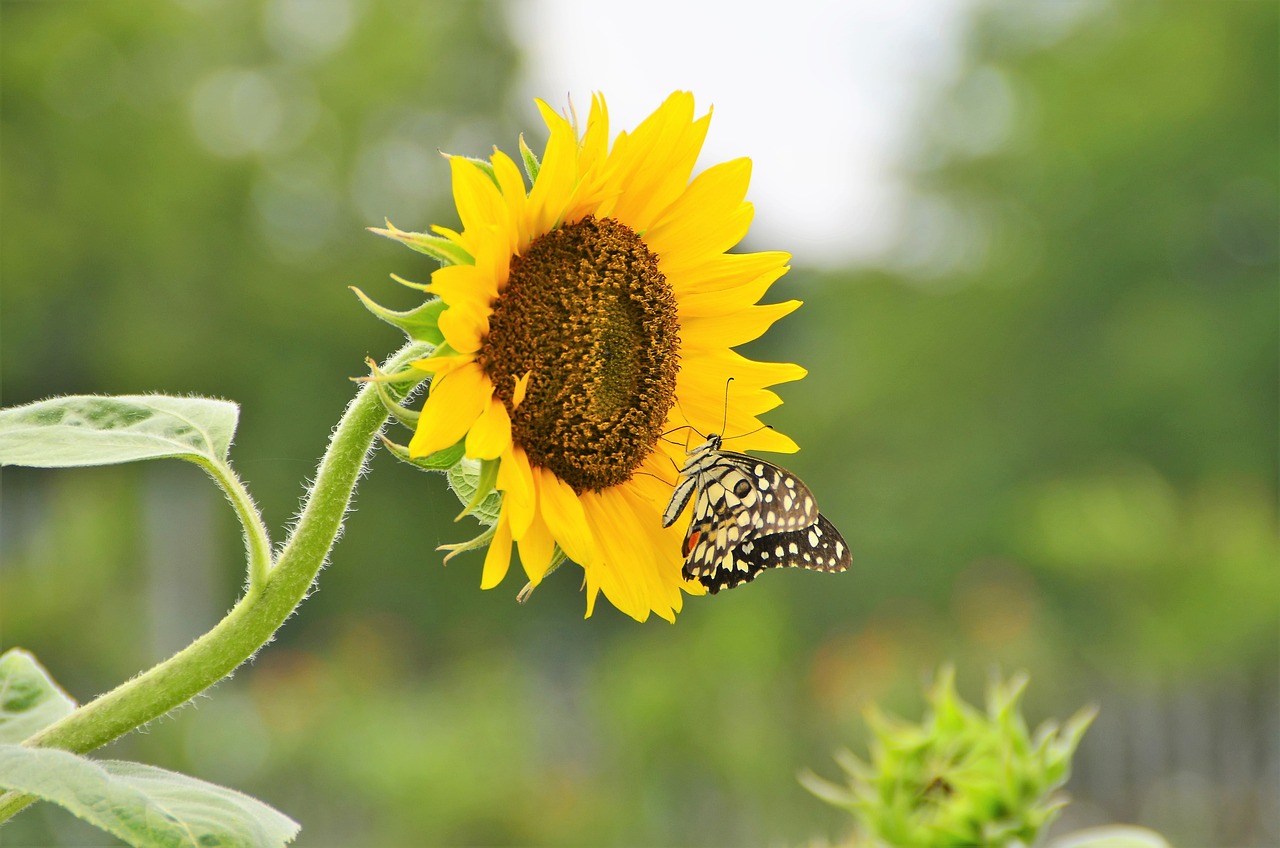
381;92;805;622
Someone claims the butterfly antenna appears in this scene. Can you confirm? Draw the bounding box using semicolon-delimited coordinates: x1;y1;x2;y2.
721;422;773;444
719;377;734;437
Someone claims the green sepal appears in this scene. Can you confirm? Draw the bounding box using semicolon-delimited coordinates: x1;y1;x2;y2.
350;288;446;347
368;221;472;267
388;273;429;293
370;379;420;430
362;364;429;386
446;457;503;526
381;435;465;472
516;547;565;604
353;355;428;429
519;134;541;184
437;523;497;565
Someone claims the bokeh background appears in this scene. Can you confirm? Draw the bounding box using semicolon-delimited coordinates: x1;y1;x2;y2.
2;1;1276;845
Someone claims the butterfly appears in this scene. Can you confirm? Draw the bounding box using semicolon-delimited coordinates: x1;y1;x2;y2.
661;433;852;594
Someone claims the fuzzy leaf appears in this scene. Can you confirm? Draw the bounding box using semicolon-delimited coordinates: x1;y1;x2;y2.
0;395;238;468
0;746;299;847
0;650;76;744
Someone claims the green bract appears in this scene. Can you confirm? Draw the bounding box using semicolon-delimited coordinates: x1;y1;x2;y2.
802;667;1095;848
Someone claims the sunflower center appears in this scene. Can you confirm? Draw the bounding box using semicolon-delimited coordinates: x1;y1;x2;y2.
480;216;680;493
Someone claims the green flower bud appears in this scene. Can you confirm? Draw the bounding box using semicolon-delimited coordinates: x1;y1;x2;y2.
802;666;1095;848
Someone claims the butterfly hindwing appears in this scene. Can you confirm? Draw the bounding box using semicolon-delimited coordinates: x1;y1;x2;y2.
665;435;850;593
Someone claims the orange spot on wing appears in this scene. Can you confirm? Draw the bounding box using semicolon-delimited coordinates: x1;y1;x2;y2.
683;529;701;558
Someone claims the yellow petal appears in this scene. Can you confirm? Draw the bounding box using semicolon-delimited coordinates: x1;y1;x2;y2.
738;425;801;454
511;371;531;408
496;444;536;538
437;302;488;354
491;150;529;251
645;157;754;264
450;155;507;240
682;300;802;350
516;510;556;584
610;487;684;622
408;362;490;457
537;468;597;567
526;99;579;236
409;352;473;377
678;348;807;399
429;262;496;304
673;353;806;453
579;491;648;622
608;92;710;230
583;562;602;618
576;94;611;176
666;257;791;320
665;250;790;296
465;396;512;460
480;510;513;589
618;485;695;618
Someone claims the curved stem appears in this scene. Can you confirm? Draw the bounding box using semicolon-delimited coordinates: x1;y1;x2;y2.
199;456;273;590
0;341;428;824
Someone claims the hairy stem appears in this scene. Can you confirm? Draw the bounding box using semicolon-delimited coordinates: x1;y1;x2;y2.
0;341;428;824
199;455;273;590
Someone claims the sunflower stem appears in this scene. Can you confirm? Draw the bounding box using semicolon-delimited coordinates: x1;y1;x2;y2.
0;340;430;825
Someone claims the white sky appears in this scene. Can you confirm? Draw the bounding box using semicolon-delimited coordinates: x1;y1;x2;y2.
506;0;975;267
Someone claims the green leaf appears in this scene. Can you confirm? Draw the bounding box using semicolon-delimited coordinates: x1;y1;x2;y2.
0;395;239;468
447;458;503;526
0;650;76;744
0;745;299;847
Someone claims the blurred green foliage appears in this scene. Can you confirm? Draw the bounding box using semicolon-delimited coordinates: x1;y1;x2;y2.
1;1;1275;846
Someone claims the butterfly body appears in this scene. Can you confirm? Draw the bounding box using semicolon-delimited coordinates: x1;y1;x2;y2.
662;434;851;593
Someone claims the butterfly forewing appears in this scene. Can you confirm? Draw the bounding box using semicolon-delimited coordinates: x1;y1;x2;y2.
664;434;850;593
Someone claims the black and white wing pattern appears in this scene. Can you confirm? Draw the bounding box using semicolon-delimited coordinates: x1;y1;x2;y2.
662;434;852;594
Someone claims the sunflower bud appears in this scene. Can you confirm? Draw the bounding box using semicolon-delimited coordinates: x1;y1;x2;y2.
802;667;1096;848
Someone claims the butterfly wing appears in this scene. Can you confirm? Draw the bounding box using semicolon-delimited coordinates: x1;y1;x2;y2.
697;514;852;594
696;451;820;533
679;452;824;582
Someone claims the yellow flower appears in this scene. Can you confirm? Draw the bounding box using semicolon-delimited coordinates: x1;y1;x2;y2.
399;92;804;622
